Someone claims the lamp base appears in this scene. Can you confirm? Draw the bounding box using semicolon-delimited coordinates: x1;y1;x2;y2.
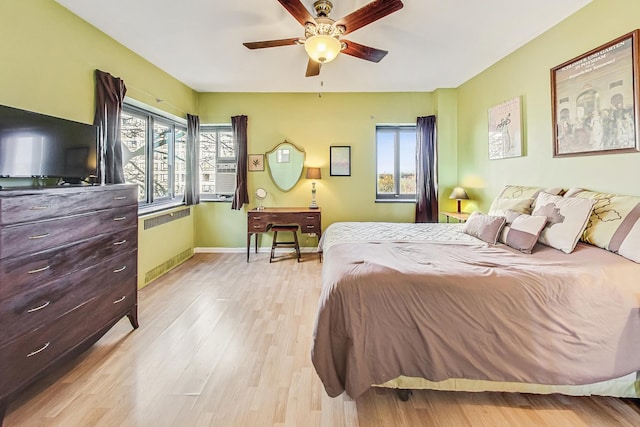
457;200;462;213
309;203;319;210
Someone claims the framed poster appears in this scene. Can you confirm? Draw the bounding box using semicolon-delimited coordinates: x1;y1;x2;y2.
551;30;640;157
330;146;351;176
488;96;523;160
248;154;264;171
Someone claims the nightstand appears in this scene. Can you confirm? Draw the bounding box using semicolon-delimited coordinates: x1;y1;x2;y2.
440;211;470;223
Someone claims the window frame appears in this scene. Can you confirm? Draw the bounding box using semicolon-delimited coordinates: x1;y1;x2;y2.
121;102;187;213
198;124;237;202
375;124;417;202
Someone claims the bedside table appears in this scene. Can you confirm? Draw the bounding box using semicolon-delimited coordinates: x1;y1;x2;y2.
440;211;470;223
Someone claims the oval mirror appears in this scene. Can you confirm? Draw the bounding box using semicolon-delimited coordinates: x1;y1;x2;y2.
255;188;267;210
266;141;305;192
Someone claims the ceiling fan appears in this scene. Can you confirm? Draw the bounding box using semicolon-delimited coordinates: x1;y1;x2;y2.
243;0;404;77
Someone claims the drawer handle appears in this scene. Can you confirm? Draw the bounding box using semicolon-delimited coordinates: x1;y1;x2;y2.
113;239;127;246
113;196;127;200
113;266;127;273
27;301;51;313
28;233;50;240
306;225;315;229
253;216;261;220
29;206;49;211
27;342;50;358
28;265;51;274
306;216;316;220
113;296;127;304
113;216;127;221
252;225;262;229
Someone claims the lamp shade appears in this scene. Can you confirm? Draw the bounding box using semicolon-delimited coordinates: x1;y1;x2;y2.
449;187;469;200
306;167;321;180
304;35;341;64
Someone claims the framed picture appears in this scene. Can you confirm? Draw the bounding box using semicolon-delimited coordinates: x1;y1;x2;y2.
551;30;640;157
488;96;523;160
248;154;264;171
330;146;351;176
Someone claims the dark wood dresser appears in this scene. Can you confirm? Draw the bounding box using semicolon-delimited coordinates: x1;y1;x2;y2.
0;184;139;424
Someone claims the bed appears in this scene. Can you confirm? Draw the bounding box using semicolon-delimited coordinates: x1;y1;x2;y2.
311;220;640;400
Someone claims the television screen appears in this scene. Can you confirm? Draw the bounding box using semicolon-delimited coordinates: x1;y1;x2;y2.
0;104;98;182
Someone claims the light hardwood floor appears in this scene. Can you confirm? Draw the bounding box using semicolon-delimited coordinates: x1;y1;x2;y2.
5;252;640;426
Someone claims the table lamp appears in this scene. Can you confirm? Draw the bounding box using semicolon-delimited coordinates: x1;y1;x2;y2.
449;187;469;213
306;167;321;209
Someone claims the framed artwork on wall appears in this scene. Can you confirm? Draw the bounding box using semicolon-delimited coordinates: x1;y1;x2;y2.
330;146;351;176
551;30;640;157
248;154;264;171
488;96;523;160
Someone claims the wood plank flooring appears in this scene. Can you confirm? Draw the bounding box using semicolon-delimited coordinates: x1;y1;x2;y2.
5;252;640;426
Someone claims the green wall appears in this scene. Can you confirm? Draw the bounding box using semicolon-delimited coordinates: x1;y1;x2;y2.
0;0;198;287
194;91;458;248
457;0;640;212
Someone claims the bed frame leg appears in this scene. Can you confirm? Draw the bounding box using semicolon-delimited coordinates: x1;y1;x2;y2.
397;389;413;402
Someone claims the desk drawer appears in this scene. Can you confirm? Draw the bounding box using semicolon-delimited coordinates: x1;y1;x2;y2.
300;212;321;233
0;205;137;260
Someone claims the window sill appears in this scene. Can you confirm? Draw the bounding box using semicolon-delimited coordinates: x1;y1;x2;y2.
138;200;186;216
375;199;416;203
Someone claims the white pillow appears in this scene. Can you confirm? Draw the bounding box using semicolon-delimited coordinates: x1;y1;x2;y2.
462;212;506;245
532;192;595;254
499;212;548;254
488;198;534;216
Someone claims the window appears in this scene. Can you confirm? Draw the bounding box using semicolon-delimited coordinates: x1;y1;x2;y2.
199;125;236;200
120;104;187;209
376;125;417;201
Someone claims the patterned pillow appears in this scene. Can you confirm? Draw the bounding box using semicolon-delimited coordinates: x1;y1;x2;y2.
489;185;563;215
463;212;506;245
567;189;640;263
499;211;548;253
532;192;595;254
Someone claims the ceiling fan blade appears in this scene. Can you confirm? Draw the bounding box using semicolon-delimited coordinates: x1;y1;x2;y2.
278;0;316;27
305;59;321;77
243;38;301;49
335;0;404;35
341;40;388;63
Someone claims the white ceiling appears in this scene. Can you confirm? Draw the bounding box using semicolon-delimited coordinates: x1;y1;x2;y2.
55;0;591;93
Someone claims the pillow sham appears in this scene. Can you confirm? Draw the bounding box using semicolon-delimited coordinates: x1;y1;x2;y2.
532;192;595;254
463;212;506;245
498;212;547;254
488;197;535;216
488;185;563;216
566;189;640;263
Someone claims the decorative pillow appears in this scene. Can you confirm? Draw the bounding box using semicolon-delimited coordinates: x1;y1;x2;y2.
566;189;640;263
488;185;563;215
462;212;506;245
488;197;535;216
498;211;548;254
532;192;595;254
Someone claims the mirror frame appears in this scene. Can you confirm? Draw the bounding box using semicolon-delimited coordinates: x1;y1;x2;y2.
266;141;306;192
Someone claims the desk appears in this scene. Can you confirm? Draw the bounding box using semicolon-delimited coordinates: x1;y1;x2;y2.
440;211;470;223
247;207;321;262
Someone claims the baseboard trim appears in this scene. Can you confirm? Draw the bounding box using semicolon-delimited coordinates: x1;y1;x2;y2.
194;247;318;254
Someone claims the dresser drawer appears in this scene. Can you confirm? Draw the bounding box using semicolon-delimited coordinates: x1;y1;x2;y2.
0;249;137;346
85;276;137;338
0;205;137;260
0;185;137;225
0;227;137;300
0;301;94;394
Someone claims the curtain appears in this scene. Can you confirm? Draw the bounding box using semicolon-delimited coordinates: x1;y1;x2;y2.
415;115;438;223
231;115;249;210
94;69;127;184
185;114;200;205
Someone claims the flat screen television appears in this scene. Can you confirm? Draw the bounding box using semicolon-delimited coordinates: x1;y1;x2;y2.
0;104;98;184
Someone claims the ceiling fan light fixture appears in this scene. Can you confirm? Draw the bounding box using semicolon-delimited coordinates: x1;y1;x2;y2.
304;34;341;63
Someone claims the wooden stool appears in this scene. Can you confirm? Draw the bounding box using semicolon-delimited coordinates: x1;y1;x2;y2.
270;225;301;263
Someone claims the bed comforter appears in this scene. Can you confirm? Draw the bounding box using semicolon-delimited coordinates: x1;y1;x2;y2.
312;223;640;399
